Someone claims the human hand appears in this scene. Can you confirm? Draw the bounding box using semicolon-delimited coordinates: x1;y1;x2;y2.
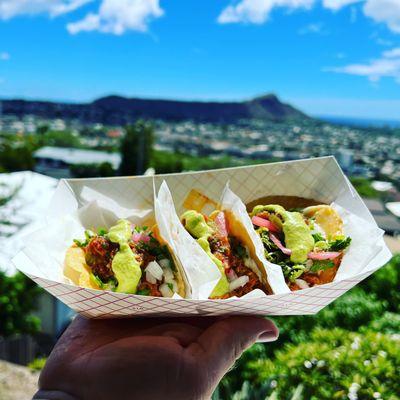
34;315;278;400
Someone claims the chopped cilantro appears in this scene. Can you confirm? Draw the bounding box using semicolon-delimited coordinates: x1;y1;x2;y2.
90;273;104;288
329;237;352;251
134;226;148;233
257;228;287;264
85;230;95;240
137;288;150;296
73;238;86;248
235;244;247;259
97;227;108;236
167;283;174;291
310;260;335;273
73;230;95;247
90;274;117;291
312;233;325;243
281;264;306;282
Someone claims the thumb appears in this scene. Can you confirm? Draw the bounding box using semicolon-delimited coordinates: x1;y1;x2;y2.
195;316;278;371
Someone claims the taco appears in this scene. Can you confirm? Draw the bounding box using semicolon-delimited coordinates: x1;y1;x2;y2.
181;209;272;299
64;219;186;297
249;197;351;291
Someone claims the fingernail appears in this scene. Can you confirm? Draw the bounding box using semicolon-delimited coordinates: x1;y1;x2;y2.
257;329;279;343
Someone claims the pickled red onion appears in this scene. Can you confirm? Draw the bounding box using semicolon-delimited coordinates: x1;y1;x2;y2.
252;216;280;232
214;211;228;237
132;232;151;243
269;234;340;260
269;233;292;255
307;251;341;260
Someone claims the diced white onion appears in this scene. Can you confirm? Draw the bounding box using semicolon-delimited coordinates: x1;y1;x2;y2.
158;259;171;269
145;270;157;284
305;259;313;269
145;261;163;281
229;275;249;292
295;279;310;290
162;267;175;282
160;283;174;298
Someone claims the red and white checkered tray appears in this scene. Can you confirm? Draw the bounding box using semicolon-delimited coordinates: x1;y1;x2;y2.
12;157;392;318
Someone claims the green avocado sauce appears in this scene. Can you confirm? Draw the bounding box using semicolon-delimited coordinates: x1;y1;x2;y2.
252;205;314;264
107;219;142;294
181;210;230;297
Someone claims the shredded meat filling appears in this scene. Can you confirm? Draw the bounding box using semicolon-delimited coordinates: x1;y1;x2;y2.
84;237;118;281
83;235;162;297
209;234;269;299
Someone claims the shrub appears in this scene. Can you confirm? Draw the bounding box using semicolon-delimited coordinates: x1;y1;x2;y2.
217;288;389;397
273;288;387;347
150;151;184;174
70;162;115;178
247;328;400;400
363;312;400;335
360;254;400;312
28;357;47;372
0;271;42;336
350;177;380;198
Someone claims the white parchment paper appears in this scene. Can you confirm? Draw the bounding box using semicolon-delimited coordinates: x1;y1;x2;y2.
155;181;221;299
220;184;290;295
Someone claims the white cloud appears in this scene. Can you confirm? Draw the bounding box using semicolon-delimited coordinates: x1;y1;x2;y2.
383;47;400;58
0;52;10;60
217;0;400;36
328;47;400;83
364;0;400;33
0;0;92;20
322;0;362;11
67;0;163;35
298;21;326;34
375;37;394;47
217;0;315;25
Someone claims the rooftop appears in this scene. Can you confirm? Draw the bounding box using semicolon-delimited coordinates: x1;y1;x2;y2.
373;214;400;234
372;181;394;192
384;235;400;254
362;198;386;215
386;202;400;218
0;171;57;275
34;146;121;169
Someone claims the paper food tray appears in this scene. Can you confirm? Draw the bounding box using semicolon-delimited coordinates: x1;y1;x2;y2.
12;156;392;318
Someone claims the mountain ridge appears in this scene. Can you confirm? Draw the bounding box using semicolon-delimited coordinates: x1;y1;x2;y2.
0;93;309;124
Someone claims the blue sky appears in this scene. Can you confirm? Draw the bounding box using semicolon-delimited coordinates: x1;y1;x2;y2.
1;0;400;119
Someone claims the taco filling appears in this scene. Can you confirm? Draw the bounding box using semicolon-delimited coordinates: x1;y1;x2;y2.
65;219;184;297
250;204;351;291
181;210;270;299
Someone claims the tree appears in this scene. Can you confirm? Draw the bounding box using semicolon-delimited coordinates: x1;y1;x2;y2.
150;151;184;174
119;121;154;176
350;177;380;199
0;142;35;172
246;329;399;400
36;125;49;135
0;271;42;336
70;162;115;178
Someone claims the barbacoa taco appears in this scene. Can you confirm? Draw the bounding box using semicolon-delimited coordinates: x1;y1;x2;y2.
249;198;351;291
64;219;186;297
181;209;272;299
